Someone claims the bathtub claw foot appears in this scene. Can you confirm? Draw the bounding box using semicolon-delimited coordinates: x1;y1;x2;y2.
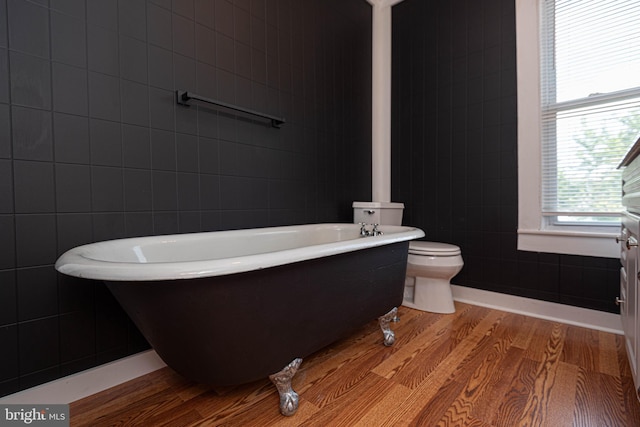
269;357;303;416
379;307;398;346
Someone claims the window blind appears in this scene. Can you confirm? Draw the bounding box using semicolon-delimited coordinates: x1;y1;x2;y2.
540;0;640;222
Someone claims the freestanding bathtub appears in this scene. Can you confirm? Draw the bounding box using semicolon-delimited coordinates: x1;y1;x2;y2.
55;223;424;415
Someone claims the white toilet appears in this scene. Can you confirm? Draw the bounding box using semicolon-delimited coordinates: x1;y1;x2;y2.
353;201;463;314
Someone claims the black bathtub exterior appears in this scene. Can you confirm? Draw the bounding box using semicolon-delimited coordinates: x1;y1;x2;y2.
105;241;410;386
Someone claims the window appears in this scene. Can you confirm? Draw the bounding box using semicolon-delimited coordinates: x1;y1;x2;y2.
517;0;640;258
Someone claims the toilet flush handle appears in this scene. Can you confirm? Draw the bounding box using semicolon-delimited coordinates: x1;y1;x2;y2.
364;209;375;215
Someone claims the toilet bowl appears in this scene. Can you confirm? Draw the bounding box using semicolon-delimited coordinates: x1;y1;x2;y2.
402;241;463;314
352;202;464;314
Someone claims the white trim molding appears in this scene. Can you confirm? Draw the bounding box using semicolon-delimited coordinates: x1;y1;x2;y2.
0;350;166;405
518;229;619;258
452;284;623;334
516;0;542;238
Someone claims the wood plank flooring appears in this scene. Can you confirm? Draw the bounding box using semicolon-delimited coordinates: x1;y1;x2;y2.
70;303;640;426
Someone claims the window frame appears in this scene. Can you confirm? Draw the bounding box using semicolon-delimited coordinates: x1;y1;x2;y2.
516;0;620;258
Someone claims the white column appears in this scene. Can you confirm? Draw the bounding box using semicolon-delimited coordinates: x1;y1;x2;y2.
368;0;405;202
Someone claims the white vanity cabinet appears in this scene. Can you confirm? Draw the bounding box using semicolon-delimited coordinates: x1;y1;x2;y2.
620;212;639;388
619;138;640;398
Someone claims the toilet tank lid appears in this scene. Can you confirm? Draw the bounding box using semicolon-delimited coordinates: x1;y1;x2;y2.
352;201;405;209
409;241;461;255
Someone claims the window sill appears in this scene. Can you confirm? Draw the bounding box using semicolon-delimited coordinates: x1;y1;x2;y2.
518;228;619;258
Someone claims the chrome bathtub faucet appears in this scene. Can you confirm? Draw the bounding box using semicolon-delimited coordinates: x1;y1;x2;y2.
359;223;383;237
359;222;369;236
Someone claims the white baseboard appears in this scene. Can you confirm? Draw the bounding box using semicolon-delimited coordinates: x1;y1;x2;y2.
0;350;167;405
451;284;623;335
0;287;623;405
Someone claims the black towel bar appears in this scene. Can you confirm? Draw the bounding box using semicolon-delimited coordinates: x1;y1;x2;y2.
176;90;285;128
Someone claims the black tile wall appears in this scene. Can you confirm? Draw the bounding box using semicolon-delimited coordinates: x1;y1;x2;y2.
392;0;620;314
0;0;372;397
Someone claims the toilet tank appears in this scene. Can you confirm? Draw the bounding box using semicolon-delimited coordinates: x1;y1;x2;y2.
353;201;404;226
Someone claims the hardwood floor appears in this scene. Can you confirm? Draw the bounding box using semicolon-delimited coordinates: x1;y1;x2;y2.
70;303;640;426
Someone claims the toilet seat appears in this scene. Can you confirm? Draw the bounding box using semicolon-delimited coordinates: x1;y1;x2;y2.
409;241;461;256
